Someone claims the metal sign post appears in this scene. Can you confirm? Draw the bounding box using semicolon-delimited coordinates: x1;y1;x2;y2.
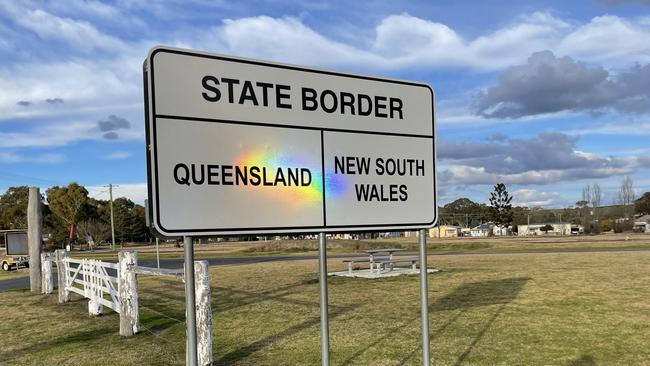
419;229;430;365
155;237;160;269
184;236;198;366
318;232;330;365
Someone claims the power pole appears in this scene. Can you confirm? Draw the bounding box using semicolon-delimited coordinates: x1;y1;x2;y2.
108;184;117;251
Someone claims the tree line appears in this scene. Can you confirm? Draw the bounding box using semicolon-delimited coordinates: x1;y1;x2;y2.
440;178;650;233
0;183;147;249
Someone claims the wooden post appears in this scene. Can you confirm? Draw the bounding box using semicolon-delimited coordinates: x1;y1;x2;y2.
194;260;213;366
41;253;53;294
88;260;103;316
55;249;70;303
28;187;42;292
119;251;139;336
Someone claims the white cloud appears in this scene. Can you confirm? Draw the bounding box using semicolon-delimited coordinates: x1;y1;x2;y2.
0;57;144;121
1;3;128;53
0;119;143;148
0;8;647;127
512;188;561;207
0;6;648;150
558;15;650;65
195;12;649;72
567;120;650;136
0;151;65;164
105;151;131;160
206;16;380;68
86;182;147;204
441;164;637;187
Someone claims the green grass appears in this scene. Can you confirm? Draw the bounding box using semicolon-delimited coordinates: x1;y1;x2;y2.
3;247;650;364
0;268;29;279
68;233;650;262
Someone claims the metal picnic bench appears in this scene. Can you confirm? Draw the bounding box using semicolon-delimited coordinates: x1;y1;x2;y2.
342;248;419;275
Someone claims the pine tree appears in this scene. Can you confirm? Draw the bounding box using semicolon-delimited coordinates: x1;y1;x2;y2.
489;182;513;229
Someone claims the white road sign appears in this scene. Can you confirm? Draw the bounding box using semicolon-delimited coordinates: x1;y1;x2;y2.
144;46;437;236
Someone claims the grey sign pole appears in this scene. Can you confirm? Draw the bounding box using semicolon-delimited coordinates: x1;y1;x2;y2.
184;236;198;366
155;238;160;269
419;229;430;365
318;232;330;366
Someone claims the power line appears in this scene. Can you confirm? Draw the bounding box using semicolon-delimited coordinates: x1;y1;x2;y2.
0;170;66;186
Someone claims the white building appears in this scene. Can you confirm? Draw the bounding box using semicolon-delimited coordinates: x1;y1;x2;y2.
492;225;512;236
633;215;650;233
518;222;572;236
470;223;494;237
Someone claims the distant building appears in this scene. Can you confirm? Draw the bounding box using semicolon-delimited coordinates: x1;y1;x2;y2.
518;222;572;236
492;225;512;236
470;223;494;237
384;232;403;238
404;231;418;238
429;225;461;238
633;215;650;233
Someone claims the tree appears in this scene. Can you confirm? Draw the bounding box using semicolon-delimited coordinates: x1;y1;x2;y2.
46;183;89;243
618;176;635;215
112;198;147;243
635;192;650;216
489;183;513;229
440;198;489;227
77;219;110;247
590;183;601;233
540;224;554;234
0;186;30;229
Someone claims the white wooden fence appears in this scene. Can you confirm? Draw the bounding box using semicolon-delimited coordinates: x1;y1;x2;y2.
65;257;120;315
41;249;213;366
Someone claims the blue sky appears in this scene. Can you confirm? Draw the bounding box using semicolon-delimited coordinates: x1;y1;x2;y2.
1;0;649;208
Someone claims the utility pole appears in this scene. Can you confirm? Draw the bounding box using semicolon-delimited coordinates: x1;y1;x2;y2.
108;184;117;251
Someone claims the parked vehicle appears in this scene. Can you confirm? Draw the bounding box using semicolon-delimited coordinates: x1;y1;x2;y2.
1;230;29;271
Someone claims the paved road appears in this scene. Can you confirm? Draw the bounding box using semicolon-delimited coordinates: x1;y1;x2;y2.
3;246;650;292
0;254;361;292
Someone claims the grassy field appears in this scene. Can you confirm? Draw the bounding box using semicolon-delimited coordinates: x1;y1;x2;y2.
2;243;650;365
0;268;28;279
67;233;650;262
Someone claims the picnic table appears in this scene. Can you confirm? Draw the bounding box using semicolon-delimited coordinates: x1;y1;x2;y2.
343;248;418;275
364;248;405;261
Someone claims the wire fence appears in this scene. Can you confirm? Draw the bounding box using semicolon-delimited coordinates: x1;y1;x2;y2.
137;275;188;365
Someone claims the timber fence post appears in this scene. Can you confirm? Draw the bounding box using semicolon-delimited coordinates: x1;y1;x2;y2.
119;251;139;336
41;253;53;294
88;260;103;316
194;260;213;366
28;187;42;293
55;249;70;303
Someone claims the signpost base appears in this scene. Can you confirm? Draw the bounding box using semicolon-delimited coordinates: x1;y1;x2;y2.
420;229;430;365
318;232;330;366
184;236;198;366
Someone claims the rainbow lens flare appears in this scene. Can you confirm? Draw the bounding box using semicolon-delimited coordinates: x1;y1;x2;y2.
234;149;323;206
